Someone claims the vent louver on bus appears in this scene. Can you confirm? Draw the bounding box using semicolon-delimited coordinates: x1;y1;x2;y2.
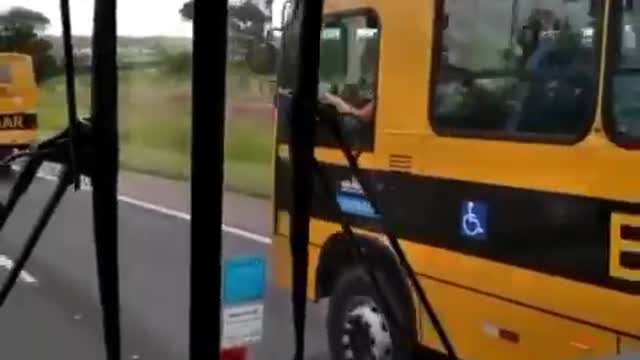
388;154;413;170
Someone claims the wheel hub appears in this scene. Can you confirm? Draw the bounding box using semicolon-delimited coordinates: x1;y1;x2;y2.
342;301;392;360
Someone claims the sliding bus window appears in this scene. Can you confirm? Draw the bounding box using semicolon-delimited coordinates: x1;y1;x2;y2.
431;0;601;140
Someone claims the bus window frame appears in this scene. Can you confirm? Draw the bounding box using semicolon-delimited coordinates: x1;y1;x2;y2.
601;0;640;149
428;0;604;145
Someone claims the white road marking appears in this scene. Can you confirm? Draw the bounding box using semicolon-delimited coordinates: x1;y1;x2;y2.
221;224;272;245
0;255;38;284
117;196;272;244
117;195;190;221
13;162;273;245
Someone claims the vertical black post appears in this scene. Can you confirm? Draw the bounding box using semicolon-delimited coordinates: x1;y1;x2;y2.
288;0;324;359
59;0;79;189
90;0;120;359
190;0;227;359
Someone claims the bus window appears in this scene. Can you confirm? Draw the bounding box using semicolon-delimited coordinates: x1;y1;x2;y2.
315;13;379;149
432;0;601;139
610;0;640;144
0;65;11;84
276;10;379;151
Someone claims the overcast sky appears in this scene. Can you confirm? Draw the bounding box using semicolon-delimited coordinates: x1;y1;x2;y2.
1;0;286;37
1;0;193;37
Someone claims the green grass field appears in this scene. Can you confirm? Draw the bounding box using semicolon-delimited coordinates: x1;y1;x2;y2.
37;66;274;197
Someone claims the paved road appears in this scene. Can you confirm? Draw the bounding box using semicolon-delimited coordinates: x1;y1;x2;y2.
0;173;330;359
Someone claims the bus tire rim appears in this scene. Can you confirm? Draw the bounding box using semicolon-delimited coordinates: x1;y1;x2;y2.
341;301;392;360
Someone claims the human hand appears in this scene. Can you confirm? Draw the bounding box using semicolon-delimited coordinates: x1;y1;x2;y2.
318;92;332;104
334;100;352;114
319;92;351;113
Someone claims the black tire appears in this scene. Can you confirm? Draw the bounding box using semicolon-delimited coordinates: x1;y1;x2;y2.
327;266;416;360
0;164;12;178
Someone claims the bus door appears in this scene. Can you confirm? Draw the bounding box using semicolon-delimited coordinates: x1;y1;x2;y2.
274;7;381;241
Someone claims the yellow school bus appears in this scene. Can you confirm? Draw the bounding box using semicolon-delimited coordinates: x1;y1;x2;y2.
272;0;640;359
0;53;38;164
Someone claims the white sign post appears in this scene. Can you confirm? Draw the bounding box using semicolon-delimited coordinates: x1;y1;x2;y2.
221;256;267;359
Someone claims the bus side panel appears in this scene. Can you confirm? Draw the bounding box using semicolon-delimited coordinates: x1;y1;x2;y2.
619;337;640;354
0;55;38;112
271;231;322;300
417;277;618;360
273;208;348;301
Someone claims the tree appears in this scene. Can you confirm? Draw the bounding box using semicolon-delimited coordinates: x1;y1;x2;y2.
0;7;50;31
0;7;58;82
229;2;268;23
180;0;268;37
180;0;272;21
179;1;274;73
179;1;193;21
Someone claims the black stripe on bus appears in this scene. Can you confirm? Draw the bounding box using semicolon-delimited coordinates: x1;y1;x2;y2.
274;158;640;294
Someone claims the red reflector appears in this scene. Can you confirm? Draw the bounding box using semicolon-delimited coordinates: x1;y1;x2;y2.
498;328;520;343
221;347;247;360
620;225;640;241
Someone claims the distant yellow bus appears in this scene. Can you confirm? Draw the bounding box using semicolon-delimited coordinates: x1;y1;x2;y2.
0;53;38;165
271;0;640;359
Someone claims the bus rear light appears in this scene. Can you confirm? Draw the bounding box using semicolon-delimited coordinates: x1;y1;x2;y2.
620;224;640;241
221;347;247;360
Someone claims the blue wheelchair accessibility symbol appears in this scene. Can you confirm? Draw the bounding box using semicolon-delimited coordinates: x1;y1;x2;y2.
461;201;487;240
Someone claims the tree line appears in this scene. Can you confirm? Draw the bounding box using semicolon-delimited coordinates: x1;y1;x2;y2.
0;6;59;83
179;0;276;74
0;2;275;83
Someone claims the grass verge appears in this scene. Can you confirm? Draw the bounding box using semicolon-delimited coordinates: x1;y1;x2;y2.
37;67;273;197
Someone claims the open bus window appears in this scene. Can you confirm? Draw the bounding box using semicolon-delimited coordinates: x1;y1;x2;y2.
318;16;378;111
610;0;640;143
432;0;601;139
315;14;378;149
276;11;379;151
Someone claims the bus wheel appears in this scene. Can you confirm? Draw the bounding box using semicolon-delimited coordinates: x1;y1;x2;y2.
327;266;415;360
0;162;12;178
0;148;13;178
